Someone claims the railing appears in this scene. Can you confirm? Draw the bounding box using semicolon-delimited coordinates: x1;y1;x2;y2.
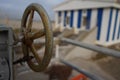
60;59;103;80
57;37;120;80
61;38;120;58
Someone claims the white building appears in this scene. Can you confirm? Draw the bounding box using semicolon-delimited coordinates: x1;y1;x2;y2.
53;0;120;46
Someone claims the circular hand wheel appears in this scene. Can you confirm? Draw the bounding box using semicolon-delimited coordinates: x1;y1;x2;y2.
21;3;53;72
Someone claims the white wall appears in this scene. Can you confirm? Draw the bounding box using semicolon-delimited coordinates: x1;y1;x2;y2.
114;9;120;41
55;9;98;32
100;8;110;44
60;11;63;27
73;10;78;29
109;9;116;44
90;9;98;29
107;9;120;45
55;12;59;28
95;8;118;46
66;11;71;29
81;10;87;30
54;8;120;46
96;8;120;46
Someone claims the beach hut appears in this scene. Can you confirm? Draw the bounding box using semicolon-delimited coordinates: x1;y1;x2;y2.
53;0;120;46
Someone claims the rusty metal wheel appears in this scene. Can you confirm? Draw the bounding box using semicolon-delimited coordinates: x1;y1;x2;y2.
21;3;53;72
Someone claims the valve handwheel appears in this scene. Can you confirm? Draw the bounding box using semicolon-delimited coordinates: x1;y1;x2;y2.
21;3;53;72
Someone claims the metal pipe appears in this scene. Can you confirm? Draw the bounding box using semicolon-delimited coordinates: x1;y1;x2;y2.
14;37;120;58
61;38;120;58
60;59;103;80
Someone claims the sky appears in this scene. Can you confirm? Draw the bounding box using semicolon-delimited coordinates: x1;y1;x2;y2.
0;0;65;20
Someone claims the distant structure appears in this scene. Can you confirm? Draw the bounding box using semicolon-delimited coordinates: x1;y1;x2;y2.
89;0;120;3
5;17;9;25
53;0;120;46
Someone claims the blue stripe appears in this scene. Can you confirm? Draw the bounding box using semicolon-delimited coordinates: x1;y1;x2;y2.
106;8;113;41
117;22;120;39
97;8;103;40
86;9;92;30
77;10;82;28
70;10;74;27
119;26;120;39
64;11;67;27
112;9;119;40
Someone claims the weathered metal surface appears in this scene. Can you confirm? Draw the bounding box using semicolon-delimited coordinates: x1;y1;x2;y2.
21;3;53;72
61;38;120;58
0;58;10;80
0;26;14;80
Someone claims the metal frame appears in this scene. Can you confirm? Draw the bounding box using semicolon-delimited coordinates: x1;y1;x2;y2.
0;26;14;80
